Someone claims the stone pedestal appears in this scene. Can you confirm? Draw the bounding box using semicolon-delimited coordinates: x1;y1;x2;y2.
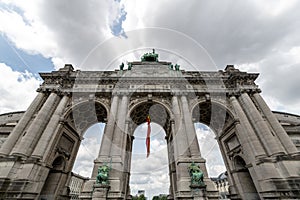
190;185;207;200
92;185;110;200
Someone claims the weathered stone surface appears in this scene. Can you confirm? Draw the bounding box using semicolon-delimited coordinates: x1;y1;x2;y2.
0;60;299;200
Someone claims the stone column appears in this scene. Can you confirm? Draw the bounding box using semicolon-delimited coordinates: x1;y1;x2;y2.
170;120;178;161
111;94;128;158
229;96;266;159
120;119;130;197
0;92;45;156
171;95;189;158
172;95;193;195
107;94;128;196
180;95;201;158
239;92;285;156
167;134;175;199
233;121;257;163
11;92;59;157
121;120;130;163
253;93;299;155
97;94;119;160
31;95;69;160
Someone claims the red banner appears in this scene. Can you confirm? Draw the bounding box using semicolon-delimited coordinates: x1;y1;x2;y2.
146;115;151;157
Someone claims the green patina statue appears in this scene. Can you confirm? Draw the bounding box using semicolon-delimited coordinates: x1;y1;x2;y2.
188;162;205;186
96;164;111;185
174;64;180;71
128;62;132;70
119;62;124;70
141;49;159;62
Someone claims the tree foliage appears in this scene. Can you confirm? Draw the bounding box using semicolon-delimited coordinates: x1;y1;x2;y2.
152;195;167;200
132;194;146;200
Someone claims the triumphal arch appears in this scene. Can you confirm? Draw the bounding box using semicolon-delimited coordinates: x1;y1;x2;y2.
0;51;299;199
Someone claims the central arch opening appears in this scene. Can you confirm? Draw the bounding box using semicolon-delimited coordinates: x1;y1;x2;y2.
130;122;169;199
128;101;172;199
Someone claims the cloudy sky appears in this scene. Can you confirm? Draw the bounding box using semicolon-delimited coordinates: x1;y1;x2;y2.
1;0;300;198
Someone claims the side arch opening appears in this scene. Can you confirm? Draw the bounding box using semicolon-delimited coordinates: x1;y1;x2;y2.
192;101;234;199
41;101;108;199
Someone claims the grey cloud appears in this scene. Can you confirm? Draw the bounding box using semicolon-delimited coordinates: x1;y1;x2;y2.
139;0;300;67
130;0;300;115
37;0;112;66
259;63;300;108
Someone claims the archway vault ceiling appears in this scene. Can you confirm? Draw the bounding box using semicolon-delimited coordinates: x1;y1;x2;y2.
67;101;107;135
130;102;170;134
192;102;234;134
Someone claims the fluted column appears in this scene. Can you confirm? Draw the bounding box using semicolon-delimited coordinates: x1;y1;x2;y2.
230;96;266;158
180;95;201;158
239;92;285;156
121;120;130;163
111;94;128;157
31;95;69;159
11;92;59;157
253;93;299;155
170;120;179;161
171;95;189;158
97;94;119;159
234;121;256;161
0;92;45;156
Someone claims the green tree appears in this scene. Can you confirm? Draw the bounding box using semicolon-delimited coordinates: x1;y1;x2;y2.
161;196;167;200
152;195;167;200
138;194;146;200
132;194;146;200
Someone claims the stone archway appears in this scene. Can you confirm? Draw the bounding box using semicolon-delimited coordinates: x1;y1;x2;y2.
0;59;299;200
191;100;260;199
39;100;109;200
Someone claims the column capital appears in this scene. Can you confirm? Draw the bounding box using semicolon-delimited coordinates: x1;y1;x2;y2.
227;91;241;98
229;95;237;102
112;91;129;96
171;91;188;96
171;91;180;96
170;118;175;124
233;118;241;125
255;88;262;93
125;118;131;124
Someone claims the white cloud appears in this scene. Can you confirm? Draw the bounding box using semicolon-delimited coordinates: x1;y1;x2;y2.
0;4;57;57
130;123;169;198
72;123;104;177
0;63;41;113
0;0;122;69
196;123;226;177
1;0;300;197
